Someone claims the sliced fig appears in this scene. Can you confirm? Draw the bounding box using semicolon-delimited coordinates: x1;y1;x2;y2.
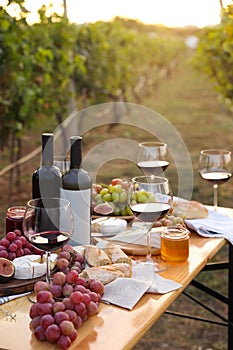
93;202;114;215
0;257;15;282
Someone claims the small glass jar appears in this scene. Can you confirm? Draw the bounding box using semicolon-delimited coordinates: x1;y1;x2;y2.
161;226;190;262
6;206;26;234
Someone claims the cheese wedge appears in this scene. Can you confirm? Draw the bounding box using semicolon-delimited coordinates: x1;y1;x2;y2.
13;254;57;279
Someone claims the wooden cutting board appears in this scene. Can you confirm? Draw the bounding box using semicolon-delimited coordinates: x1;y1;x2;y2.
0;275;44;297
114;242;160;256
93;237;160;256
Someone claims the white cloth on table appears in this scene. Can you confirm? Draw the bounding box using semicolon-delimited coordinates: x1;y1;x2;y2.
185;209;233;245
102;262;182;310
0;291;31;305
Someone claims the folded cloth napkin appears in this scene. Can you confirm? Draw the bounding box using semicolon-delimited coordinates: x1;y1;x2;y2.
0;291;31;305
102;262;182;310
185;209;233;245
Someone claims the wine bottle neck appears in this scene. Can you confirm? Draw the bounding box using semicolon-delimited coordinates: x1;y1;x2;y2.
41;133;53;166
70;136;82;169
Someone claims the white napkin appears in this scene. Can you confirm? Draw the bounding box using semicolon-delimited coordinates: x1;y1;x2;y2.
0;291;31;305
132;263;182;294
185;209;233;244
102;262;182;310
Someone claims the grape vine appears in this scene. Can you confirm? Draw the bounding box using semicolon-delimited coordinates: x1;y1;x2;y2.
193;3;233;110
0;1;186;198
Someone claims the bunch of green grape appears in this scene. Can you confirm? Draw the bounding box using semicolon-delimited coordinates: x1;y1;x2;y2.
130;188;156;205
92;179;133;216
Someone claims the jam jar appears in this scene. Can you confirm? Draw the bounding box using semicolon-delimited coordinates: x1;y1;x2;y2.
6;206;26;234
161;226;190;262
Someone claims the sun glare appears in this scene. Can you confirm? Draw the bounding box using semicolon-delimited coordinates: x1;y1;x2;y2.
0;0;233;27
66;0;233;27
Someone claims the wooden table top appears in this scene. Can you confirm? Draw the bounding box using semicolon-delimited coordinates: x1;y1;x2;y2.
0;206;232;350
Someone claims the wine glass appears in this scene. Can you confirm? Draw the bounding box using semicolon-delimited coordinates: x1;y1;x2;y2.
54;155;70;175
23;197;73;284
137;142;169;176
199;149;232;211
128;175;173;271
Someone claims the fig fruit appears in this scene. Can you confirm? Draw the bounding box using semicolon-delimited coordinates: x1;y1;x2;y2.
0;257;15;282
93;202;114;215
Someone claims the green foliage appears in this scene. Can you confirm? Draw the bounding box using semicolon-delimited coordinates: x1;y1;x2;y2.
193;4;233;109
0;5;186;150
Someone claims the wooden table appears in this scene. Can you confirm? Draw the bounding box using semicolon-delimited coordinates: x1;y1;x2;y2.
0;206;232;350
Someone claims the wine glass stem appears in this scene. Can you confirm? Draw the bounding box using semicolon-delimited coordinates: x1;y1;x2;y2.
146;223;154;262
213;184;218;211
46;251;51;284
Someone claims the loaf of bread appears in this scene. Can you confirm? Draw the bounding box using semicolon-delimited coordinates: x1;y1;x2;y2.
173;200;208;219
85;245;111;267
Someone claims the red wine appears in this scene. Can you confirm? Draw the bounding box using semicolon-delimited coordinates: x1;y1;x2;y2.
29;231;70;251
130;202;170;222
137;160;169;175
32;133;62;199
200;172;232;185
61;136;92;245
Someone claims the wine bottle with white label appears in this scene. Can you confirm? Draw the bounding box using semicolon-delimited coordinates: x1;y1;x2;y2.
61;136;92;245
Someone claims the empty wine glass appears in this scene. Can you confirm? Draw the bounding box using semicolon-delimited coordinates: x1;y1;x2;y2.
137;142;169;176
128;175;172;272
23;197;73;283
199;149;232;211
54;156;70;175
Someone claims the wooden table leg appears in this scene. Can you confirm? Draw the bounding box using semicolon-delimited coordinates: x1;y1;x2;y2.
228;243;233;350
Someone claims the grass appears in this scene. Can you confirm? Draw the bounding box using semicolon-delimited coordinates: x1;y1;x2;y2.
0;48;232;349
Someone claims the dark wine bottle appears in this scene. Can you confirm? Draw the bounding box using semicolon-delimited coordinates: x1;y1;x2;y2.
61;136;92;245
32;133;62;199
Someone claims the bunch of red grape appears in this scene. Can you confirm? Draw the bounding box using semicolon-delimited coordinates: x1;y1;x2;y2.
56;244;85;275
0;229;42;260
30;270;104;349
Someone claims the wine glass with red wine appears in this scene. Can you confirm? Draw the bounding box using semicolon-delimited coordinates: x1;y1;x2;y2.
23;197;73;283
199;149;232;211
137;142;169;176
128;175;172;271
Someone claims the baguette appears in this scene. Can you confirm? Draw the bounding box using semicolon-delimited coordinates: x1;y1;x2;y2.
85;245;111;267
104;243;132;266
173;200;208;219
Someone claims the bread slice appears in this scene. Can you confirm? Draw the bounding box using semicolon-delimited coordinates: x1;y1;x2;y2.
80;267;124;285
104;243;132;265
85;245;111;267
97;263;132;278
173;200;208;219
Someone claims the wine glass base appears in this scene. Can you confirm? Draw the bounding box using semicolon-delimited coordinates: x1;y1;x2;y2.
136;257;167;273
28;293;36;304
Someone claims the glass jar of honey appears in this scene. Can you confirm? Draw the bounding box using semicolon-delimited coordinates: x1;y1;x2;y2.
6;206;26;234
161;226;190;262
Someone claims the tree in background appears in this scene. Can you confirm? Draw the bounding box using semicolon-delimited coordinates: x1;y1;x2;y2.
194;2;233;111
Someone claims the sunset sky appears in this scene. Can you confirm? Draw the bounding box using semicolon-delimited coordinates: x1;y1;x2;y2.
1;0;233;27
